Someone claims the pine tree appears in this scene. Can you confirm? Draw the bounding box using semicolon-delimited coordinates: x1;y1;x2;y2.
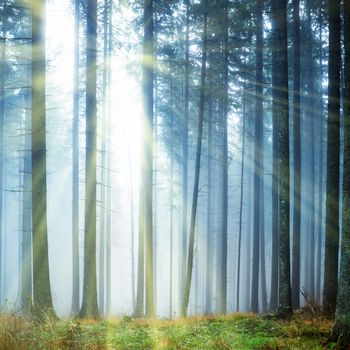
80;0;100;319
271;0;292;315
31;0;55;316
330;2;350;344
323;0;340;314
181;0;208;317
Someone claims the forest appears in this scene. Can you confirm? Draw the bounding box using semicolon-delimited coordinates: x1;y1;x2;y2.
0;0;349;349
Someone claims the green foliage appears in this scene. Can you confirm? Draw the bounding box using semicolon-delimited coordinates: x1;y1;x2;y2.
0;313;334;349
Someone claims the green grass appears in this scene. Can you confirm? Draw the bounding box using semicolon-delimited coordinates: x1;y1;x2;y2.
0;311;334;349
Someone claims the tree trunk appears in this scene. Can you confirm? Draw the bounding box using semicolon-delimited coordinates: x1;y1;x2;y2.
269;11;279;311
21;80;32;312
98;0;110;317
72;0;80;316
291;0;301;310
331;2;350;345
31;0;55;316
271;0;292;315
181;0;208;317
251;0;263;313
105;2;113;317
316;12;324;305
218;0;229;315
80;0;99;319
323;0;340;314
169;73;174;318
180;0;190;309
205;105;213;314
135;187;145;317
236;82;246;312
0;0;6;307
305;0;315;299
143;0;155;318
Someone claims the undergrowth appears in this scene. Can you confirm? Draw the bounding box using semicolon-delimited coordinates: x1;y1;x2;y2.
0;310;335;349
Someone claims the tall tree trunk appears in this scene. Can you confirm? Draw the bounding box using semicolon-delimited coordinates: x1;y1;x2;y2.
271;0;292;315
105;2;113;317
98;0;110;317
269;10;279;311
135;186;145;316
180;0;190;309
251;0;263;313
0;0;6;307
291;0;301;310
169;73;174;318
316;12;324;305
323;0;340;314
218;0;229;315
305;0;316;299
80;0;99;319
260;185;267;313
205;105;213;314
72;0;80;316
31;0;55;316
236;82;246;312
331;2;350;345
21;82;32;312
143;0;155;318
181;0;208;317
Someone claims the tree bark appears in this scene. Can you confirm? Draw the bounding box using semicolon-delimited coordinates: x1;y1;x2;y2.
331;2;350;345
323;0;340;314
291;0;301;310
236;82;246;312
31;0;55;316
0;0;6;307
181;0;208;317
143;0;155;318
180;0;190;309
72;0;80;316
80;0;99;319
218;0;229;315
271;0;292;315
21;77;32;312
251;0;263;313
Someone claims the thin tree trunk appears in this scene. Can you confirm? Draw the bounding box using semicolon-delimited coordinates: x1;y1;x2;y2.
181;0;208;317
0;0;6;306
269;11;279;311
218;0;229;315
21;81;32;312
292;0;301;310
305;0;315;299
105;2;112;317
80;0;99;319
143;0;155;318
251;0;263;313
72;0;80;316
135;186;145;316
236;82;246;312
98;0;110;317
260;184;267;313
316;13;324;305
180;0;190;309
169;73;174;318
205;106;213;314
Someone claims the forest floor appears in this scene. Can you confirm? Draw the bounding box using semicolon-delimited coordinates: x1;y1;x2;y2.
0;310;337;349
